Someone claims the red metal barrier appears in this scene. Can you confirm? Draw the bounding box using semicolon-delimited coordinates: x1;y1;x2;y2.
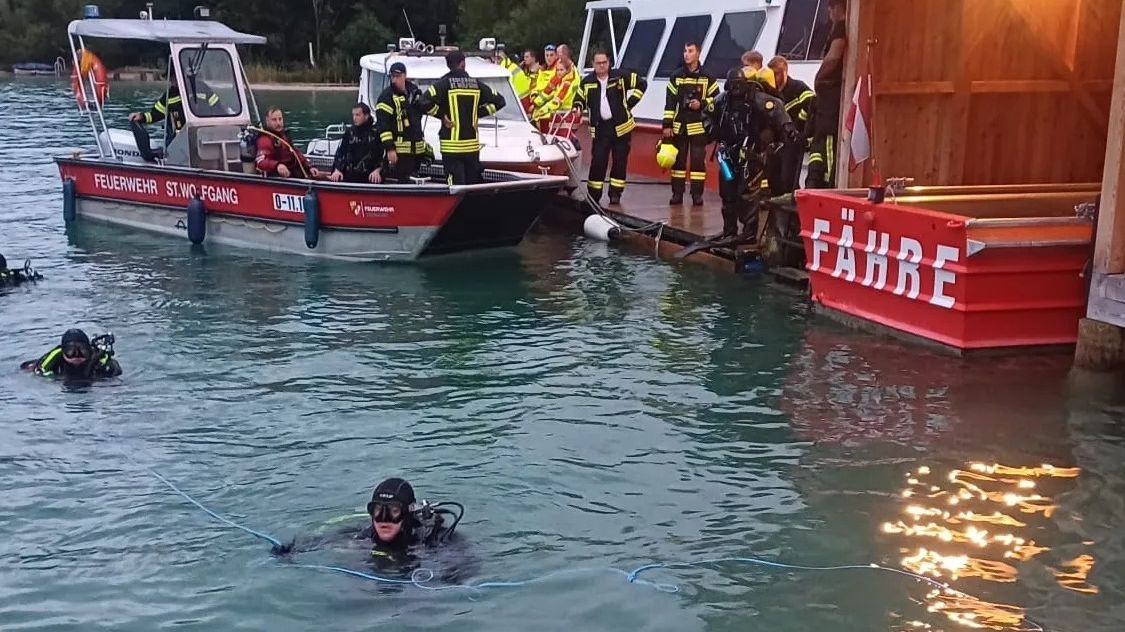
796;190;1093;350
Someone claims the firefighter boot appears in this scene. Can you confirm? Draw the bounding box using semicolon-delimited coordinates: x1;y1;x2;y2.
691;180;705;207
720;203;740;238
670;178;685;205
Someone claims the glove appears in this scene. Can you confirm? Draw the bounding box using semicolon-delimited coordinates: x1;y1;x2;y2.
783;123;801;146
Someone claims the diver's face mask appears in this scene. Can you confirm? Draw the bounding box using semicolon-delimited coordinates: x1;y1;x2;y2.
62;343;91;366
368;500;406;524
727;78;751;102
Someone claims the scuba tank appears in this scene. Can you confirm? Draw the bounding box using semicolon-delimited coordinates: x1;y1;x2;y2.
238;127;259;164
717;145;735;182
238;128;260;174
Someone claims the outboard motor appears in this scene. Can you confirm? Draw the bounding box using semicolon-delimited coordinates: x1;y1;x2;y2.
239;127;259;174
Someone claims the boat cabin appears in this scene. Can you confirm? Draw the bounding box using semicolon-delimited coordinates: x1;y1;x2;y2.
578;0;834;125
67;17;265;172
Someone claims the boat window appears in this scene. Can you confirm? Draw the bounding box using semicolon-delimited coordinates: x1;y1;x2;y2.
368;71;387;104
618;19;665;75
177;48;242;118
777;0;833;61
586;8;633;63
411;77;527;123
703;11;767;78
654;15;712;79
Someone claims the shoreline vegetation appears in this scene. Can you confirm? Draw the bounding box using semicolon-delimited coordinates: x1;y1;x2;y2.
1;0;594;88
2;64;360;90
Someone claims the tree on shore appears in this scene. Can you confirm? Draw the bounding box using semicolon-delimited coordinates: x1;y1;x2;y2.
0;0;589;71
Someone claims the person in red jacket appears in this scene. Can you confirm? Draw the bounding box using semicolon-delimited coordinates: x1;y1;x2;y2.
255;106;319;178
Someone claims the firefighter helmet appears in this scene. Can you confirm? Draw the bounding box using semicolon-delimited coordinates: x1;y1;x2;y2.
656;142;678;170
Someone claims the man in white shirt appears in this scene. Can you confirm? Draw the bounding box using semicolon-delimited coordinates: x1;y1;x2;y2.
573;51;648;205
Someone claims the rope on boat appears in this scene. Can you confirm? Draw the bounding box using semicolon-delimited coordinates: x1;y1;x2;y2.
549;135;668;242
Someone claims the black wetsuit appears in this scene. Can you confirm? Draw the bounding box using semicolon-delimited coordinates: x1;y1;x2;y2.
0;268;36;287
26;347;122;379
712;85;796;236
289;514;472;584
0;255;40;288
331;118;383;183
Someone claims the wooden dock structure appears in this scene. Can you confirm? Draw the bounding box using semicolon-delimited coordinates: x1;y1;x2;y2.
551;166;807;281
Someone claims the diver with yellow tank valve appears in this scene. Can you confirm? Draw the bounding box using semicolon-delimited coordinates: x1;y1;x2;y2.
673;68;799;258
711;69;799;240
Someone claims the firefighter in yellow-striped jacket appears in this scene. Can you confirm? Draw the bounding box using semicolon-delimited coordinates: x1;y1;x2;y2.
417;51;506;185
663;42;720;206
768;56;815;193
129;82;221;142
374;62;426;182
573;51;647;205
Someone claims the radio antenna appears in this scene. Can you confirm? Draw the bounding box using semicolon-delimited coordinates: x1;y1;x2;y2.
402;8;416;40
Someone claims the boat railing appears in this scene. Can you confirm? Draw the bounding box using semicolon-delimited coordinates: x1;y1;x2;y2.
68;35;117;161
54;56;67;76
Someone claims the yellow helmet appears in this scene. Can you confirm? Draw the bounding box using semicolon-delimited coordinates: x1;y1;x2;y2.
748;68;776;91
656;142;678;170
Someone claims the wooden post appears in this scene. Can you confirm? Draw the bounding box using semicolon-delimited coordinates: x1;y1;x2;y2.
1077;5;1125;370
839;0;865;188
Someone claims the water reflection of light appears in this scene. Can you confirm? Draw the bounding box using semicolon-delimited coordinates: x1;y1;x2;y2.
1053;555;1099;594
882;462;1095;630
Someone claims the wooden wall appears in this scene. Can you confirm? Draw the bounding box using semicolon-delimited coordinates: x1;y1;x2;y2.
1087;4;1125;329
842;0;1122;187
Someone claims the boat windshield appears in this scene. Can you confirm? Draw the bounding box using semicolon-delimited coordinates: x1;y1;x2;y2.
370;72;527;123
177;47;242;117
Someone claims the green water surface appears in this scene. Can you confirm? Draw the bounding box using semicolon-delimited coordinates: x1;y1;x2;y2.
0;78;1122;632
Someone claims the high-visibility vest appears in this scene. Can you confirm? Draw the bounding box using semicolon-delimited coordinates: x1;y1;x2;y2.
531;67;579;121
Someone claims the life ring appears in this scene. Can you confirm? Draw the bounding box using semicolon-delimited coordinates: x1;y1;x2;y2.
71;49;109;108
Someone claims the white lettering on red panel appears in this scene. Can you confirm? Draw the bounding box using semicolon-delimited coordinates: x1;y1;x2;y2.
809;211;960;310
94;172;158;196
165;181;240;205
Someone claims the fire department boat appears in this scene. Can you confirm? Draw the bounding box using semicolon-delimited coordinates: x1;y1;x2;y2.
56;17;568;262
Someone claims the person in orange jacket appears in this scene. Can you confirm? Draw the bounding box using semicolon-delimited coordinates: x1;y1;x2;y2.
531;48;580;133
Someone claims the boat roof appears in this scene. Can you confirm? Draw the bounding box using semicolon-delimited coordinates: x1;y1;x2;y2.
359;52;511;80
67;19;266;45
584;0;780;15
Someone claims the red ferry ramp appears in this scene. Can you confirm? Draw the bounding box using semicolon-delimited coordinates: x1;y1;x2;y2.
796;186;1100;353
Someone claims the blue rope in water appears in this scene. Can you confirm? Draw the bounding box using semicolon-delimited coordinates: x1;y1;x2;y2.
146;468;285;550
150;469;1047;631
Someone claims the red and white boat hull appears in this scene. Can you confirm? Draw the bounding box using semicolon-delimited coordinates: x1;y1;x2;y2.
56;158;567;262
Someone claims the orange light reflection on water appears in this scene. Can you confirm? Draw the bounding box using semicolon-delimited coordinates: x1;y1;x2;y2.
883;462;1095;630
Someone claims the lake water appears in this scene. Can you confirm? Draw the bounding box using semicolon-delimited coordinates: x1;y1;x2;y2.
1;78;1124;632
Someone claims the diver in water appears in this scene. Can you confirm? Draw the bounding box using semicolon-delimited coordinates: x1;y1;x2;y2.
0;254;43;288
21;329;122;380
364;477;462;551
279;477;470;582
